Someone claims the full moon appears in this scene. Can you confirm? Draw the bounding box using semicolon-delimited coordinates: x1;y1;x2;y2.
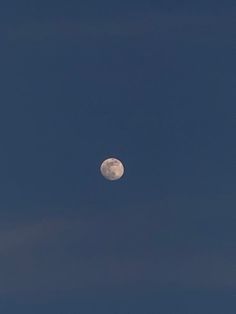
100;157;124;181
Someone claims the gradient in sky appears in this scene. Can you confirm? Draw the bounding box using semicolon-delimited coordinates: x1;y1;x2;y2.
0;0;235;313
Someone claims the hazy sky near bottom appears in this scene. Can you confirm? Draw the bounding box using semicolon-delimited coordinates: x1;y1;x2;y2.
0;194;235;313
0;0;235;313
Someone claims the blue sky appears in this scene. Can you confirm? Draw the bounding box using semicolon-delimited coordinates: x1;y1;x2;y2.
0;1;235;313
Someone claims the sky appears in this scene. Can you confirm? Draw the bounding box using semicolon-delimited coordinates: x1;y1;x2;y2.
0;0;236;313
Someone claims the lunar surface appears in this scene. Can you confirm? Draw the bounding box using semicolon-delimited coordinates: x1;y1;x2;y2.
100;158;124;181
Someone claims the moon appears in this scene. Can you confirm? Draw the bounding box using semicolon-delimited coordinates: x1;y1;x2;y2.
100;157;124;181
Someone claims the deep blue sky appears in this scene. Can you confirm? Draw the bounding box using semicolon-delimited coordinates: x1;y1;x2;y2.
0;1;235;313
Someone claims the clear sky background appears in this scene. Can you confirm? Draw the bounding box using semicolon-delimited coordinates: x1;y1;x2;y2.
0;0;235;313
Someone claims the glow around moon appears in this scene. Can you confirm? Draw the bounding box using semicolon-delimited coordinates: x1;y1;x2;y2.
100;158;124;181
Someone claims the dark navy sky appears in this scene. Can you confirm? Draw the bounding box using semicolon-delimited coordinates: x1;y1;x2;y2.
0;1;235;313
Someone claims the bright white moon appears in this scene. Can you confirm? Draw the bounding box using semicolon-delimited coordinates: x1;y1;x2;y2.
100;158;124;181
